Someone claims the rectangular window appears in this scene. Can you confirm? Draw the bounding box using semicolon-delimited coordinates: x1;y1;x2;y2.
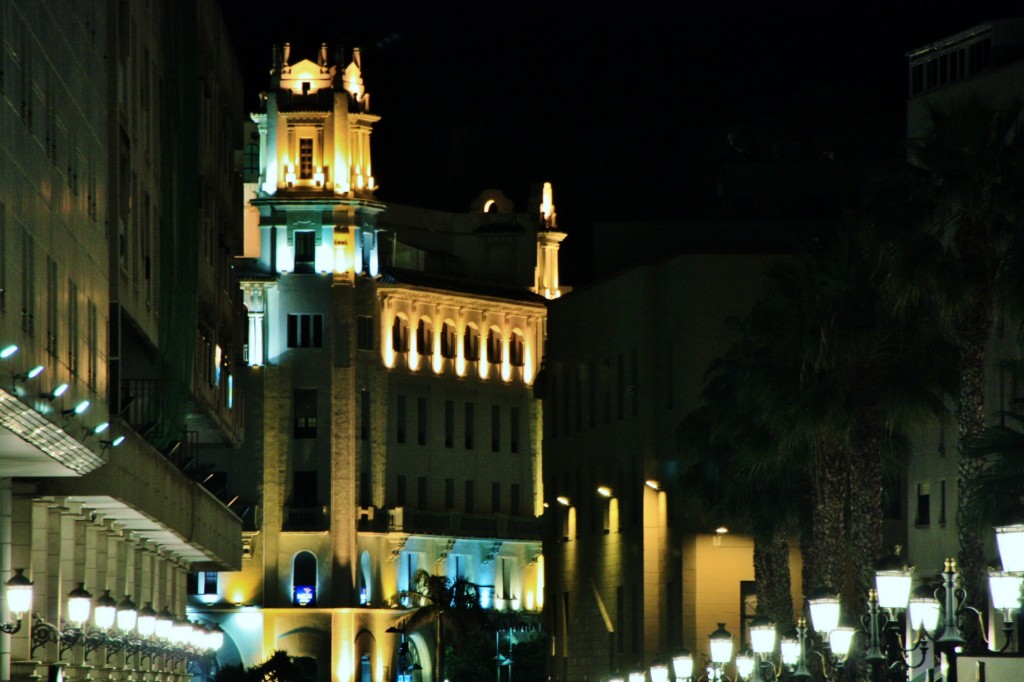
357;315;374;350
588;362;597;427
617;352;625;420
616;586;624;654
396;395;407;444
603;358;611;424
574;372;582;432
510;407;520;454
418;476;428;509
916;482;930;526
299;138;313;179
492;482;501;514
21;230;34;336
46;258;57;356
243;142;259;182
0;204;5;311
360;390;371;440
445;478;455;510
87;301;98;389
68;280;78;375
396;475;407;506
417;397;428;445
939;480;947;524
287;313;323;348
293;389;317;438
510;483;520;517
491;405;501;452
630;349;638;416
465;481;475;513
465;402;474;449
294;231;315;273
188;571;218;596
293;471;317;508
444;400;454;448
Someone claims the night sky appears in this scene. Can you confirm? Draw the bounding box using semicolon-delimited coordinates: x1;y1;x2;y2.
224;0;1021;280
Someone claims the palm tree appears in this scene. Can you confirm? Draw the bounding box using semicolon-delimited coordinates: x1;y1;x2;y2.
965;409;1024;530
684;222;951;629
391;570;487;682
886;98;1024;625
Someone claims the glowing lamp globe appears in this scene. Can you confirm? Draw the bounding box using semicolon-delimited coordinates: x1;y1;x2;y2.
708;623;733;665
649;662;670;682
67;583;93;626
672;650;694;680
780;632;800;666
909;585;940;633
875;551;913;610
807;586;841;634
828;623;856;659
93;590;117;630
749;615;777;654
734;651;755;679
137;602;157;637
989;570;1023;612
5;569;33;617
995;517;1024;573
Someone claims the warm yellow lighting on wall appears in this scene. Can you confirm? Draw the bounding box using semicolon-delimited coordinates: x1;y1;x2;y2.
483;199;496;213
525;592;535;611
523;343;534;384
314;168;324;187
356;173;365;190
383;312;396;368
716;526;729;535
285;166;296;187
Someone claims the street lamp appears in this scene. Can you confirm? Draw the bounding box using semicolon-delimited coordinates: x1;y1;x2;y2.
2;569;33;634
707;623;733;680
672;650;694;681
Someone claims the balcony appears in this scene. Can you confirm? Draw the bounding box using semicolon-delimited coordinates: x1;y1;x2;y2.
284;505;329;532
380;507;541;540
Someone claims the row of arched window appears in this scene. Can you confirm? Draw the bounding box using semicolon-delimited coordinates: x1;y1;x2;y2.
391;316;526;366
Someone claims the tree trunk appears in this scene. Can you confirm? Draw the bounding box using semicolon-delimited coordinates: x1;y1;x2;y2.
803;441;848;598
754;526;794;628
436;613;445;682
955;321;989;652
849;417;884;611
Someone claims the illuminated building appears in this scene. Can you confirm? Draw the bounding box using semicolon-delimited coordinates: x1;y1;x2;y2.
0;1;243;681
541;253;802;680
191;45;560;682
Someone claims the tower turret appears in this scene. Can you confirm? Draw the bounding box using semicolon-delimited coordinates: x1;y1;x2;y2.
534;182;568;299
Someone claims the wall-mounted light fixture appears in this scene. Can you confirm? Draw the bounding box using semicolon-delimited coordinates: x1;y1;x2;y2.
14;365;44;382
43;383;69;401
0;345;18;359
0;569;33;634
100;436;126;449
62;400;90;417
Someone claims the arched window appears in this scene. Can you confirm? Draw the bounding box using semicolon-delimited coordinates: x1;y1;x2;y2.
392;315;409;353
359;551;373;605
509;330;525;367
292;551;317;606
416;318;432;353
487;327;503;364
464;324;480;361
440;321;457;359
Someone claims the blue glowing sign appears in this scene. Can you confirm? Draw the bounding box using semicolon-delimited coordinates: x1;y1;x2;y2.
293;585;315;606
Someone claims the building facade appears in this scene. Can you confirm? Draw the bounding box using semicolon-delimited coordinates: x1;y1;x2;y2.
0;1;244;682
192;45;559;682
540;252;804;681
